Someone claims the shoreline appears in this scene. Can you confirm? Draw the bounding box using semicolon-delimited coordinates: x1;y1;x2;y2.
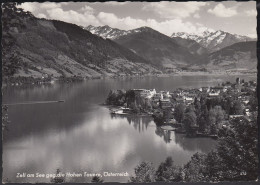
105;78;256;140
105;105;219;139
2;71;256;87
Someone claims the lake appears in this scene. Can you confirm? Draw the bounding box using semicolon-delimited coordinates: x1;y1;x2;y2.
2;75;256;183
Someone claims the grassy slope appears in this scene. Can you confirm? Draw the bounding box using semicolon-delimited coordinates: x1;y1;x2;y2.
3;13;160;80
206;41;257;70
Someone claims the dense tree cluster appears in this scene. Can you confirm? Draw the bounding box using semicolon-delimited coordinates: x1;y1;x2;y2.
155;157;182;182
173;103;185;123
106;89;153;113
106;90;126;106
91;176;104;183
2;3;35;77
130;113;258;182
172;85;256;137
2;3;156;83
130;161;156;182
183;106;197;136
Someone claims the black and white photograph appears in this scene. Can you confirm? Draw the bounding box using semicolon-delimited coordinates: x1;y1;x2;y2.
1;1;259;183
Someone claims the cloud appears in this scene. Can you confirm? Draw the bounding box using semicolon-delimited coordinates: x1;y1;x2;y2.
245;9;257;17
18;2;101;26
59;2;69;6
18;2;38;12
193;13;200;19
80;5;95;14
246;33;257;38
36;13;47;19
97;12;147;30
47;8;101;26
39;2;61;9
97;12;210;36
18;2;61;12
18;2;213;36
142;2;207;18
103;2;129;6
208;3;237;17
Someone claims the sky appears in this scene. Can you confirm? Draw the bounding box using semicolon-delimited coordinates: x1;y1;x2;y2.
18;1;257;38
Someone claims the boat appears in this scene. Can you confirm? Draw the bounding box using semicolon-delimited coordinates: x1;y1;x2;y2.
110;107;131;115
160;125;177;131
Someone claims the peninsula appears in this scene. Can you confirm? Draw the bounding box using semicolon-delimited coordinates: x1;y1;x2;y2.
106;78;257;138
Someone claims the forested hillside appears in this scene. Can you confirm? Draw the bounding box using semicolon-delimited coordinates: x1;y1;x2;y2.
2;3;160;83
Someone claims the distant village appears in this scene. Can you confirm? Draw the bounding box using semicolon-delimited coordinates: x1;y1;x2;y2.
106;78;257;138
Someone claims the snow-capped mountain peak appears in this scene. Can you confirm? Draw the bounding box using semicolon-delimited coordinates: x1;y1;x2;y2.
85;25;159;39
171;30;255;52
85;25;129;39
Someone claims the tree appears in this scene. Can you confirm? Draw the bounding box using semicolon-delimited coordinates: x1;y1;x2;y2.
185;105;195;113
183;109;197;136
248;95;257;112
209;124;217;135
204;150;222;181
197;105;209;133
173;103;186;123
50;169;65;183
213;106;225;124
222;96;233;114
155;157;182;182
231;100;243;115
125;90;142;112
144;98;152;111
194;97;201;115
163;107;172;123
91;176;103;183
216;115;258;181
2;2;30;77
208;106;225;134
106;90;126;106
130;161;156;182
183;153;207;182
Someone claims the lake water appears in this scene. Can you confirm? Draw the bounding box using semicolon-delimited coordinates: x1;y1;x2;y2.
2;75;256;183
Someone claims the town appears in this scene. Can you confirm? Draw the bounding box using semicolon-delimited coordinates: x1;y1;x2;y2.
106;78;257;138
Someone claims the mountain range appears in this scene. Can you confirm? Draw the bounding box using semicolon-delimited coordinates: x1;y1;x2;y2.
2;4;161;80
86;25;256;53
171;30;255;52
114;26;203;68
86;25;131;40
206;41;257;70
86;25;257;69
2;3;257;81
86;25;209;68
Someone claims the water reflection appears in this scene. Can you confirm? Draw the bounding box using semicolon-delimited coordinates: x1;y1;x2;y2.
155;127;172;143
108;113;217;151
2;75;255;183
174;132;217;153
110;114;153;133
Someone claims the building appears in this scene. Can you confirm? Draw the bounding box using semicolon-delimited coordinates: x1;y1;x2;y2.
211;86;227;93
199;87;210;93
159;99;172;109
153;93;163;102
159;91;171;99
140;89;156;99
175;97;184;103
208;90;220;97
184;96;194;104
229;115;244;119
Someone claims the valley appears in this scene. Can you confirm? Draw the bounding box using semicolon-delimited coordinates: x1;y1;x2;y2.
2;3;257;85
